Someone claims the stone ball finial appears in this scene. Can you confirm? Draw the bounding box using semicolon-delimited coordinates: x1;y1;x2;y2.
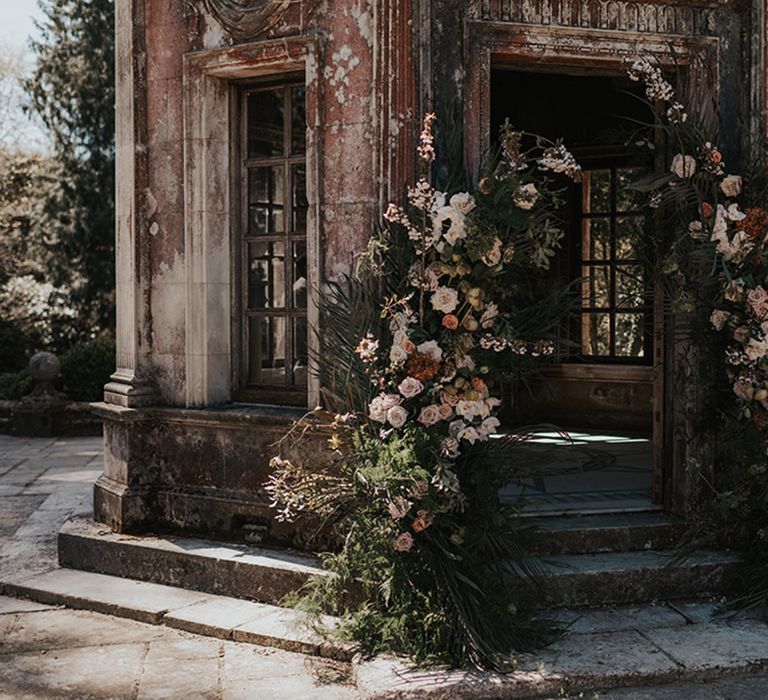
28;351;61;383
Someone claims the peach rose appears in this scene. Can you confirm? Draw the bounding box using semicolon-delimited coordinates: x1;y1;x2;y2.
411;511;434;533
442;314;459;330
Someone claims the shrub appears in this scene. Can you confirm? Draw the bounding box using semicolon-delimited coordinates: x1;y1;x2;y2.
0;370;33;400
0;318;31;373
59;334;115;402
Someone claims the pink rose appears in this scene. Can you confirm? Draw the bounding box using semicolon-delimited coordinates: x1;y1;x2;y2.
393;532;414;552
417;405;442;426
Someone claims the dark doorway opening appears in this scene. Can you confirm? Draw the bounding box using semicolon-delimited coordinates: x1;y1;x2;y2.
491;68;660;514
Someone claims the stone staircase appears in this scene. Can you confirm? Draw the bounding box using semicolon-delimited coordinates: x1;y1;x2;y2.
57;512;740;611
3;512;759;699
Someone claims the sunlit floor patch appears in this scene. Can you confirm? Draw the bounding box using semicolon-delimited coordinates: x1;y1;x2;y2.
498;429;654;514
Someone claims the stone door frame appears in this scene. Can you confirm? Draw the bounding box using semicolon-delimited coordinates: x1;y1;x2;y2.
463;20;719;515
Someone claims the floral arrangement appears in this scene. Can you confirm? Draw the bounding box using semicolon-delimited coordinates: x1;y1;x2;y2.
627;57;768;612
266;115;581;669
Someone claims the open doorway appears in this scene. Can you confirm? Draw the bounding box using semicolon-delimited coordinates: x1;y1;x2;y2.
491;68;660;514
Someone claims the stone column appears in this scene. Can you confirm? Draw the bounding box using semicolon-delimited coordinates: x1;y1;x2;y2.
103;0;156;408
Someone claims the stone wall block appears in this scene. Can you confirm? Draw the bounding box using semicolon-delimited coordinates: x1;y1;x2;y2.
320;122;375;204
146;76;184;146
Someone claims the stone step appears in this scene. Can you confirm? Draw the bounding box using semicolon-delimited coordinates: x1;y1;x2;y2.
0;567;352;661
529;512;686;556
355;602;768;698
58;516;324;606
61;517;740;613
525;548;742;609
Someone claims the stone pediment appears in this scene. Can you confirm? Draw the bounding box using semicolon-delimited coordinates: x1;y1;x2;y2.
203;0;290;40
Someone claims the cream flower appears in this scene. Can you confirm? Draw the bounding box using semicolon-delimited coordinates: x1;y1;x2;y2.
478;416;501;437
416;340;443;363
449;192;477;214
480;302;499;329
369;393;402;423
387;405;408;429
671;153;697;178
456;425;481;444
430;286;459;315
398;376;424;399
720;175;743;198
456;400;483;420
513;183;540;210
709;309;731;331
482;237;503;266
432;206;466;246
727;203;747;222
417;404;442;426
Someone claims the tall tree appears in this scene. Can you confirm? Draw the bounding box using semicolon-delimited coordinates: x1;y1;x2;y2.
25;0;115;331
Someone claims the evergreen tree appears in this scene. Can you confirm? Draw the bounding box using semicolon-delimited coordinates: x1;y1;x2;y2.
25;0;115;331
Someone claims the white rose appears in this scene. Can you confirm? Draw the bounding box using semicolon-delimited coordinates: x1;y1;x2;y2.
449;192;476;214
448;419;466;437
417;340;443;361
417;405;442;426
720;175;743;198
390;344;408;363
746;339;768;362
398;376;424;398
456;400;482;420
671;154;697;178
430;286;459;314
387;405;408;429
513;183;539;210
369;393;399;423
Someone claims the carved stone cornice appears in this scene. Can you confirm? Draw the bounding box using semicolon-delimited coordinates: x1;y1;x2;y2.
475;0;724;35
202;0;290;40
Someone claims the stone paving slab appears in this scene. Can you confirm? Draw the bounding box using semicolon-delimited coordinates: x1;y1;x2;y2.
0;595;357;699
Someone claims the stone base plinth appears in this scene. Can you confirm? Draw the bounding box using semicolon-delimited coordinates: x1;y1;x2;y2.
92;402;329;548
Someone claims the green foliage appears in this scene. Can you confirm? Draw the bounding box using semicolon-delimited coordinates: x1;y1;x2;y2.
59;334;115;401
274;423;558;670
0;371;33;401
25;0;116;331
0;319;31;373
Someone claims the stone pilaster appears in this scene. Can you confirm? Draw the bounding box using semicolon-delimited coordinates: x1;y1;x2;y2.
103;0;156;409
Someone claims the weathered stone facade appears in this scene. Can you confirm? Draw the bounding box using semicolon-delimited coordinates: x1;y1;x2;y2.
94;0;767;544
